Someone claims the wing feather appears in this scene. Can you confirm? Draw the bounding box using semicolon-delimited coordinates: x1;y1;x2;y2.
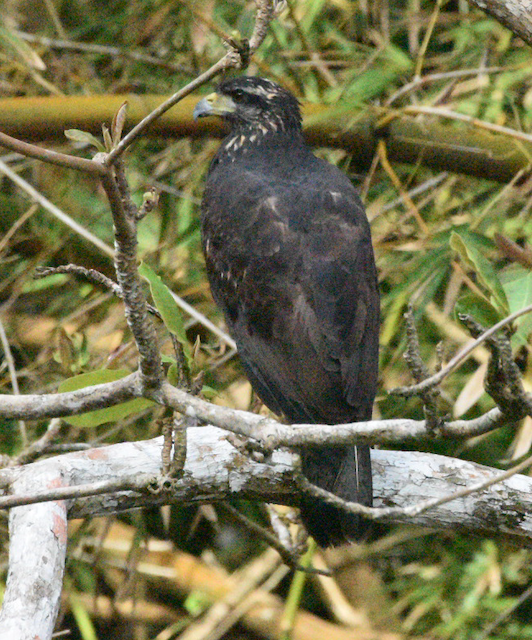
202;162;379;424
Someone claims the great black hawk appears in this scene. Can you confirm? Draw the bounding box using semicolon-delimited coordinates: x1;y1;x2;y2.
194;76;380;547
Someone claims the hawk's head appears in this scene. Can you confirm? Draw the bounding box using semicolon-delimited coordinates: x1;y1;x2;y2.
193;76;301;134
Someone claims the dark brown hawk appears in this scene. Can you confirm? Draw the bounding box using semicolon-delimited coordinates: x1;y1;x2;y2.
194;76;379;546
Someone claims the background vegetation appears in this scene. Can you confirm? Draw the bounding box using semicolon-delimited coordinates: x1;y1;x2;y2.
1;0;532;638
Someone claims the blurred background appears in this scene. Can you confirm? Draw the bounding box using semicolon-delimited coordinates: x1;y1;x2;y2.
2;0;532;638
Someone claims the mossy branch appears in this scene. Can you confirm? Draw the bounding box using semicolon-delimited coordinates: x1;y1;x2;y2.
0;95;529;183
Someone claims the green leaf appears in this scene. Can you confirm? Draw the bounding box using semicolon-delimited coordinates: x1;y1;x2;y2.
58;369;154;427
112;101;128;145
500;265;532;347
450;231;509;314
70;594;98;640
64;129;105;152
183;590;211;616
138;261;191;365
454;292;501;328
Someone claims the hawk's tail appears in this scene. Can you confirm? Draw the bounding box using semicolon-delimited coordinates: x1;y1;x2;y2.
299;445;372;547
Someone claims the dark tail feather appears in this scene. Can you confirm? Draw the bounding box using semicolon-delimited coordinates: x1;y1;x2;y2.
299;445;372;547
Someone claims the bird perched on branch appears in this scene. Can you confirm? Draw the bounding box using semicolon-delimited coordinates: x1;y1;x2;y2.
194;76;379;547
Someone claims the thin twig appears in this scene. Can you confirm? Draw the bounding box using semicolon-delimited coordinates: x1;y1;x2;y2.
14;418;62;466
220;503;331;576
0;132;106;175
0;159;114;257
36;265;121;296
300;450;532;521
0;475;152;510
476;581;532;640
0;317;27;447
377;140;430;234
385;66;509;106
390;303;532;397
106;57;235;162
402;305;442;430
404;105;532;145
0;203;39;257
17;31;193;74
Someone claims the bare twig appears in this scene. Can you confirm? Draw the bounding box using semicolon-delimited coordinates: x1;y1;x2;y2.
17;31;193;74
402;305;442;430
460;314;532;418
390;303;532;397
376;139;429;234
14;418;62;466
476;582;532;640
36;265;122;297
385;66;510;106
0;475;151;510
99;167;163;388
404;105;532;145
35;264;234;349
300;450;532;522
219;503;331;576
0;158;114;257
0;132;106;175
0;316;27;447
156;380;509;448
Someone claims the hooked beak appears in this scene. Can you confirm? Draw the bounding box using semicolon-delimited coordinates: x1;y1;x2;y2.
193;92;237;120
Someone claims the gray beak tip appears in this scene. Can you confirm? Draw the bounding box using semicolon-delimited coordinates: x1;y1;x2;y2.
193;98;212;121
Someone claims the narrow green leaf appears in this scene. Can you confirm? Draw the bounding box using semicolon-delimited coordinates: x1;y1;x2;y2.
112;101;128;145
500;265;532;347
454;292;501;328
64;129;105;152
450;231;509;314
58;369;154;427
0;25;45;70
138;261;191;364
70;595;98;640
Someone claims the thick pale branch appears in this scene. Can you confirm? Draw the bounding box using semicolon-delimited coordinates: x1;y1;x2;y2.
0;372;140;421
1;431;532;540
0;466;68;640
1;429;529;639
467;0;532;47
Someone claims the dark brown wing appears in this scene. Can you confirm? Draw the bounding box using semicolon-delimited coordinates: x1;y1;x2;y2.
201;157;379;545
202;162;379;425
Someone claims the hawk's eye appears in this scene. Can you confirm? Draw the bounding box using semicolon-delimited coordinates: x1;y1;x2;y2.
231;89;245;101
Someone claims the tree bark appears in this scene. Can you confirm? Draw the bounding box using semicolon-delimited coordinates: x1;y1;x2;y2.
467;0;532;47
2;427;532;639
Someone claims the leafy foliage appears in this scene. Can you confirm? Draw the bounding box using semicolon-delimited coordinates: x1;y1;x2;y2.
2;0;532;638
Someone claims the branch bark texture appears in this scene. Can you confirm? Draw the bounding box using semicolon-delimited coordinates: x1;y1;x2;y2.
2;430;532;637
0;467;68;640
467;0;532;46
